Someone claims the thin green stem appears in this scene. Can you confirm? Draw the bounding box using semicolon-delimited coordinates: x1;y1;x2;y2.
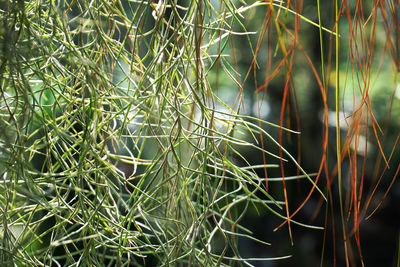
335;0;349;266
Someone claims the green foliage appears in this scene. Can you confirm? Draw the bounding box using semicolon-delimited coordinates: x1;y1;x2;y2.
1;0;399;266
0;0;318;266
